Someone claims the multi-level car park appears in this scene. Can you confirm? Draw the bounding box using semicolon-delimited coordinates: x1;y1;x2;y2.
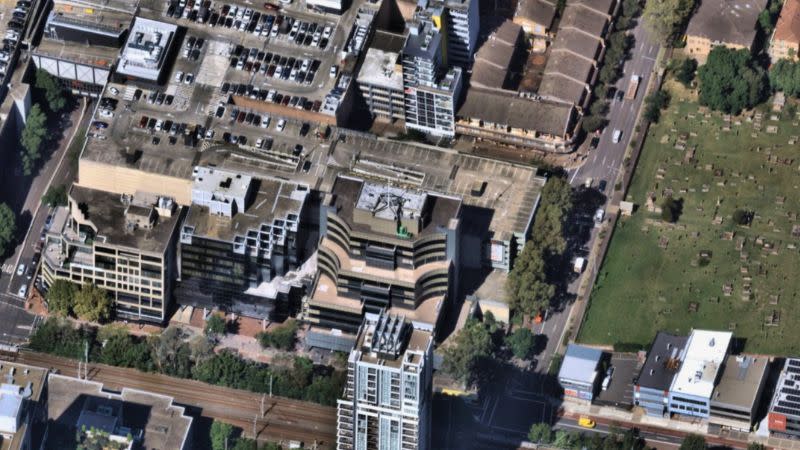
0;0;32;79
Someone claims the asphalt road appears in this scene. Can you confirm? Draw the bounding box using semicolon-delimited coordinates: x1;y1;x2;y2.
569;22;661;190
0;100;87;344
443;20;664;450
16;350;337;448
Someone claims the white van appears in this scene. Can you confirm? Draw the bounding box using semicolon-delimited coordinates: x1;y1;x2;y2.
612;129;622;143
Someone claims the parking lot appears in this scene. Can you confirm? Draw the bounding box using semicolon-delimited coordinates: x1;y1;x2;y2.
595;353;639;409
0;0;34;79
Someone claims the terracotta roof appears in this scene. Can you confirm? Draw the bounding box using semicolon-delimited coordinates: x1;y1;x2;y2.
774;0;800;43
686;0;767;47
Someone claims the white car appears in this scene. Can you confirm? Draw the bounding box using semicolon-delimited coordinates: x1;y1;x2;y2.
109;87;119;95
16;263;25;276
174;71;184;83
98;109;114;118
18;285;27;298
260;116;271;128
329;66;337;78
612;129;622;143
322;25;332;39
276;119;286;132
205;129;215;139
594;208;605;225
256;138;264;148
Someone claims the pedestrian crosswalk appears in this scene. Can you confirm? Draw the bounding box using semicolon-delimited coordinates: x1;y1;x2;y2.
1;263;13;275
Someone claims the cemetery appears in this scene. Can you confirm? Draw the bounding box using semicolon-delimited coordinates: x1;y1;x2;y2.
579;82;800;354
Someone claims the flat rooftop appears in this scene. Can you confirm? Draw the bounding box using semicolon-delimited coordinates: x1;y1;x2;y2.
0;362;49;450
34;38;119;67
116;17;177;80
326;137;545;241
353;313;433;369
769;358;800;420
47;374;192;450
711;355;768;409
670;330;732;399
49;0;136;35
357;46;404;91
331;175;461;240
69;185;182;254
637;332;687;391
183;176;308;244
559;344;602;384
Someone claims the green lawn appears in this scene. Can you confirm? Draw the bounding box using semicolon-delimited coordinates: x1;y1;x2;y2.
579;83;800;354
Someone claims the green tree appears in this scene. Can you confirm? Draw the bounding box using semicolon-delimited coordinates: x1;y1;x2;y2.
205;314;226;337
210;420;235;450
256;319;298;351
42;184;68;207
441;319;494;386
20;104;48;176
0;203;16;256
733;209;752;225
35;68;68;113
73;283;112;323
679;434;707;450
747;444;765;450
528;422;553;443
530;176;573;254
643;90;671;123
769;59;800;97
46;279;77;317
507;328;536;359
231;438;258;450
582;115;608;133
152;326;193;378
661;197;682;223
506;245;554;316
100;333;152;371
758;0;783;35
698;47;767;114
261;443;283;450
643;0;696;44
675;58;698;87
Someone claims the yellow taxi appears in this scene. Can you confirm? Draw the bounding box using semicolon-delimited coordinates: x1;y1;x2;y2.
578;416;596;428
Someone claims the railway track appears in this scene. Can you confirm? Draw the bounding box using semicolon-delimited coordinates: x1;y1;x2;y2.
17;351;337;448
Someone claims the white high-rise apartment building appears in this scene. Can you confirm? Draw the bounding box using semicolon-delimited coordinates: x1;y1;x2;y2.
337;313;434;450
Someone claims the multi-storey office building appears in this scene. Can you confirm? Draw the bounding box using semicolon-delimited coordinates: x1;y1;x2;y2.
304;175;461;351
176;167;310;319
558;344;603;402
41;186;182;323
768;358;800;438
708;355;768;432
357;31;407;121
667;330;732;418
634;332;687;417
401;20;463;137
337;312;434;450
419;0;480;68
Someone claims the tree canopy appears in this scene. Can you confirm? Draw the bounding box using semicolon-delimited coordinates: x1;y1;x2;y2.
643;90;670;123
698;47;767;114
35;68;68;113
643;0;696;44
47;280;77;317
42;184;68;207
73;283;112;323
770;59;800;97
507;177;573;317
21;104;48;176
674;58;698;87
256;319;298;351
441;318;494;386
0;203;16;256
507;328;536;360
210;420;234;450
205;314;226;337
679;434;707;450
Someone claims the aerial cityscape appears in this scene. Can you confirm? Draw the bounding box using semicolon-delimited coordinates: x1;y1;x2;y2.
0;0;799;448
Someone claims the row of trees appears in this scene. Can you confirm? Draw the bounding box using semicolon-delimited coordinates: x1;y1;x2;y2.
507;176;574;318
528;423;648;449
582;0;641;132
47;280;113;323
29;318;346;406
19;70;70;176
643;0;696;45
0;203;16;257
